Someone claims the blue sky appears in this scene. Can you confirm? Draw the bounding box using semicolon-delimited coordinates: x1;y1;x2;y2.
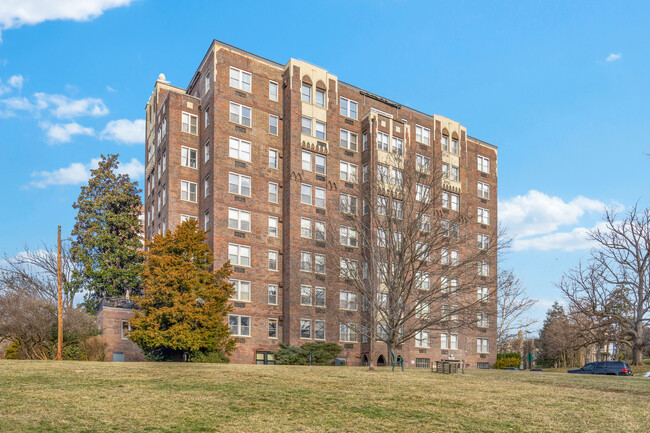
1;1;648;326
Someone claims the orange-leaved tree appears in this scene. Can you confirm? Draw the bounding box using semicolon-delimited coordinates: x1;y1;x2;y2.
129;220;236;361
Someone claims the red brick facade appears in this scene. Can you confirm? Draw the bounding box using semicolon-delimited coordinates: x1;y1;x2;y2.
97;298;146;362
143;40;498;368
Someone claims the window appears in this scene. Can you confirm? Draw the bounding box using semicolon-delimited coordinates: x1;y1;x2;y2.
441;333;448;350
450;334;458;350
268;250;278;271
229;173;251;197
230;279;251;302
391;168;403;186
314;187;326;208
377;132;389;151
315;88;326;107
340;193;357;214
442;163;449;179
377;195;388;215
181;146;197;168
204;71;210;94
121;320;130;339
478;261;490;276
315;287;326;307
377;164;389;182
181;112;197;135
478;182;490;199
478;286;489;301
415;330;430;348
441;248;449;265
441;135;449;152
229;315;251;336
269;81;279;101
314;254;326;274
315;154;326;174
340;323;357;342
268;216;278;237
340;258;358;278
229;137;252;162
377;292;388;309
314;320;326;339
228;244;251;267
340;161;358;182
416;184;430;202
362;132;368;150
416;358;430;368
301;184;312;205
450;250;459;266
478;208;490;225
180;214;197;223
268;319;278;338
301;116;312;136
180;180;197;202
392;137;403;155
478;234;489;250
162;151;167;172
451;138;459;154
314;221;326;241
302;150;312;171
228;208;251;232
269;148;279;169
442;220;459;238
204;106;210;128
340;226;358;247
340;291;357;310
415;273;431;292
300;319;311;339
229;102;252;127
416;125;430;145
478;155;490;173
230;67;251;92
340;97;358;119
340;130;358;151
204;175;210;197
442;192;459;211
451;165;459;181
392;199;403;219
416;154;431;173
162;185;166;206
157;160;161;180
362;164;368;182
268;284;278;305
478;312;489;328
204;140;210;162
269;114;278;135
477;338;490;353
300;218;312;238
269;182;279;203
301;83;311;103
300;252;312;272
315;121;326;140
416;302;430;319
416;242;430;261
419;213;431;232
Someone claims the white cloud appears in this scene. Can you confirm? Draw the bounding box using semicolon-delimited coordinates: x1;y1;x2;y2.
8;74;22;89
605;53;622;62
39;121;94;144
0;95;36;116
512;223;605;251
27;156;144;189
499;190;607;238
100;119;144;144
34;92;108;118
0;0;135;40
106;85;116;93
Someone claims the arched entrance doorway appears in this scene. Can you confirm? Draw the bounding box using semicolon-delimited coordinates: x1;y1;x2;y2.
361;354;369;366
377;354;386;366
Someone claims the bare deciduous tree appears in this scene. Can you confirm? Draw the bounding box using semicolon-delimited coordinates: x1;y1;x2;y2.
496;269;536;352
559;205;650;365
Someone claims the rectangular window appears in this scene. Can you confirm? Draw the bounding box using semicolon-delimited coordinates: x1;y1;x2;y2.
162;185;166;206
340;258;358;278
442;135;449;152
478;261;490;276
204;106;210;128
450;334;458;350
204;140;210;162
268;250;278;271
230;279;251;302
392;199;403;219
451;166;459;181
269;182;278;203
314;287;326;307
269;81;279;101
340;323;357;342
204;71;210;94
362;164;368;182
180;214;197;223
180;180;197;202
229;315;251;336
228;208;251;232
339;226;358;247
315;154;326;174
416;154;431;173
301;83;311;103
229;102;252;127
391;168;403;186
315;121;326;140
268;216;278;237
314;187;326;208
181;146;197;168
300;319;311;339
416;302;430;319
415;358;430;368
477;338;490;353
228;244;251;267
229;137;252;162
314;254;326;274
377;164;389;182
478;234;490;250
416;184;430;202
478;155;490;173
230;67;251;92
314;221;326;241
392;137;403;155
300;252;312;272
315;88;326;107
340;97;358;119
416;272;430;290
340;291;357;310
204;175;210;197
229;173;251;197
268;284;278;305
340;193;357;214
415;125;430;145
441;333;448;350
377;132;389;151
121;320;130;339
362;132;368;150
340;129;358;151
419;213;431;232
442;163;449;179
302;150;312;171
451;138;459;154
269;148;279;169
477;312;489;328
443;192;459;210
269;114;279;135
377;195;388;215
268;319;278;338
181;112;198;135
300;217;312;238
478;286;489;301
340;161;358;182
162;151;167;172
301;184;312;205
415;331;430;348
478;182;490;199
301;117;312;136
314;320;326;339
478;208;490;225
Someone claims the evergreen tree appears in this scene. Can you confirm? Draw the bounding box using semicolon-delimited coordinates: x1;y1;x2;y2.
71;154;143;311
128;220;236;361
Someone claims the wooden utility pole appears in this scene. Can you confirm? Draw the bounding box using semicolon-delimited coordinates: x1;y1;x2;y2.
57;225;63;361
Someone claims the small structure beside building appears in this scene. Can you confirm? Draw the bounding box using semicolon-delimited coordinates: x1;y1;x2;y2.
96;297;146;362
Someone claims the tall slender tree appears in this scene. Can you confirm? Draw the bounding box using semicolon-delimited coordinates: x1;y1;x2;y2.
71;154;143;311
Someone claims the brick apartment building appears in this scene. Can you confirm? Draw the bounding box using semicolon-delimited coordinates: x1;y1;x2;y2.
143;40;498;367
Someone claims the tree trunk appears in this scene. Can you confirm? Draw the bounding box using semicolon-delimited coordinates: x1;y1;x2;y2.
632;323;644;365
387;341;392;367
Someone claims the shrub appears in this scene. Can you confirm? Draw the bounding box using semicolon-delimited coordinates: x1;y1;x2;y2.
82;335;106;361
497;353;522;361
495;357;521;369
274;342;341;365
189;351;230;363
3;341;20;359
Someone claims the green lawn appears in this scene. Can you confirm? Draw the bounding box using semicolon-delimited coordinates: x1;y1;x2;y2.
1;361;649;432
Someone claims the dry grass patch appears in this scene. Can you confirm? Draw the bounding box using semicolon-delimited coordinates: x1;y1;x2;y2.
0;361;648;432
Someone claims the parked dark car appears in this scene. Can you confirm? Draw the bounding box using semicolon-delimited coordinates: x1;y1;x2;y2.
567;361;633;376
502;367;519;370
